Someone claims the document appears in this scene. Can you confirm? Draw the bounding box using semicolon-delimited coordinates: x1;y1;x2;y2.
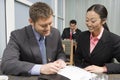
57;66;97;80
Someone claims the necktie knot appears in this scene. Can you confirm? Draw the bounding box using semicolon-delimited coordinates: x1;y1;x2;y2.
39;36;44;41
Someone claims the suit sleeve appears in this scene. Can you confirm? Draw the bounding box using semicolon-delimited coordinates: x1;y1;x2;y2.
72;29;81;41
1;31;35;75
61;29;67;40
74;36;84;67
105;34;120;74
56;31;66;61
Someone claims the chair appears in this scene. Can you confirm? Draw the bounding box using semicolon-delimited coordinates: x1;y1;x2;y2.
62;39;74;65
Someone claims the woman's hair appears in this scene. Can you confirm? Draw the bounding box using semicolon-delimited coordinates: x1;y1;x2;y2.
87;4;110;31
29;2;53;23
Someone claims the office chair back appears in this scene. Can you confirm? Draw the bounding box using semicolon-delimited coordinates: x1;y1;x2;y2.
62;39;74;65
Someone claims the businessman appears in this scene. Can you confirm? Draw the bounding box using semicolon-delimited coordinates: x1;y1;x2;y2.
61;20;81;41
1;2;66;76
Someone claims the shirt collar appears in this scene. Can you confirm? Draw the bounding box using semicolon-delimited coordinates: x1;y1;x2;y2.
70;29;76;34
90;27;104;40
32;27;45;41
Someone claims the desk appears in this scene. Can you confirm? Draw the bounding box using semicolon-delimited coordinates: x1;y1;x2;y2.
109;74;120;80
0;70;37;80
0;74;70;80
0;74;119;80
5;75;38;80
0;69;120;80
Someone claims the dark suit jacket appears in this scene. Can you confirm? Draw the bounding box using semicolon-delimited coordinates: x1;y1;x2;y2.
1;25;66;75
61;28;81;41
74;29;120;74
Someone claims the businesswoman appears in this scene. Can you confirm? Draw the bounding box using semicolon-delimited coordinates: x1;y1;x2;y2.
74;4;120;74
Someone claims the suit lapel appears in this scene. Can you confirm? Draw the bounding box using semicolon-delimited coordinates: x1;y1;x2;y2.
91;29;109;56
45;28;54;62
82;32;91;57
91;39;104;56
26;25;42;62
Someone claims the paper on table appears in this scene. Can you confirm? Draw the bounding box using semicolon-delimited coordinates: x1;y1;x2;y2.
0;75;8;80
58;66;97;80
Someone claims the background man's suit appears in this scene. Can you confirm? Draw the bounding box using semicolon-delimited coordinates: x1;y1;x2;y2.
75;29;120;74
1;25;66;75
61;28;81;41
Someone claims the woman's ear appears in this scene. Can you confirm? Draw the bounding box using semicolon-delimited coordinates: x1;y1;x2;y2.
102;18;107;25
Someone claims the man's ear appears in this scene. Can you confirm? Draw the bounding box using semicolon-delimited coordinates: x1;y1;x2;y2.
29;18;34;26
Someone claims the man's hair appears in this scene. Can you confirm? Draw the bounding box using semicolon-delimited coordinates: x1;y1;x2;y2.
29;2;53;22
70;20;77;25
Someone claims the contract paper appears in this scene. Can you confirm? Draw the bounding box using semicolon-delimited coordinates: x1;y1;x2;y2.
58;66;97;80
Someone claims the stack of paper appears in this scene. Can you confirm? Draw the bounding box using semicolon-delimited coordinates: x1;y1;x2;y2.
58;66;97;80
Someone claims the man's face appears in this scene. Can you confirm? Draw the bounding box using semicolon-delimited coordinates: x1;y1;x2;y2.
29;15;53;36
70;23;76;30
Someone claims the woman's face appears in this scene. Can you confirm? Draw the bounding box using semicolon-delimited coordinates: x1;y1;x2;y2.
86;11;105;34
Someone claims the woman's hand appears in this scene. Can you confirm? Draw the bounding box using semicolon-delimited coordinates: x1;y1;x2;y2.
84;65;107;73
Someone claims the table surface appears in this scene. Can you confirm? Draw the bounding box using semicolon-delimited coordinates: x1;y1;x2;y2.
0;74;119;80
0;66;120;80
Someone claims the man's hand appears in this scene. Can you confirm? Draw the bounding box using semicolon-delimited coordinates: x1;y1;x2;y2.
84;65;107;73
54;59;66;68
40;59;66;74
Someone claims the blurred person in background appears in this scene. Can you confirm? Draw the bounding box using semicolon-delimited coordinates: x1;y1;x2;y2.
61;19;81;41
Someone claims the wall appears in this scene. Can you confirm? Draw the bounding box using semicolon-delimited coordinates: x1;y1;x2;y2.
65;0;120;35
0;0;65;59
0;0;6;59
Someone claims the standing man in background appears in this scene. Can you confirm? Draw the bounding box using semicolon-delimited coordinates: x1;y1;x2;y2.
1;2;66;76
61;19;81;41
61;20;81;63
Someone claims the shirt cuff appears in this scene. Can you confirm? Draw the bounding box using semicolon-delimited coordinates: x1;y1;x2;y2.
103;66;107;73
29;64;42;75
